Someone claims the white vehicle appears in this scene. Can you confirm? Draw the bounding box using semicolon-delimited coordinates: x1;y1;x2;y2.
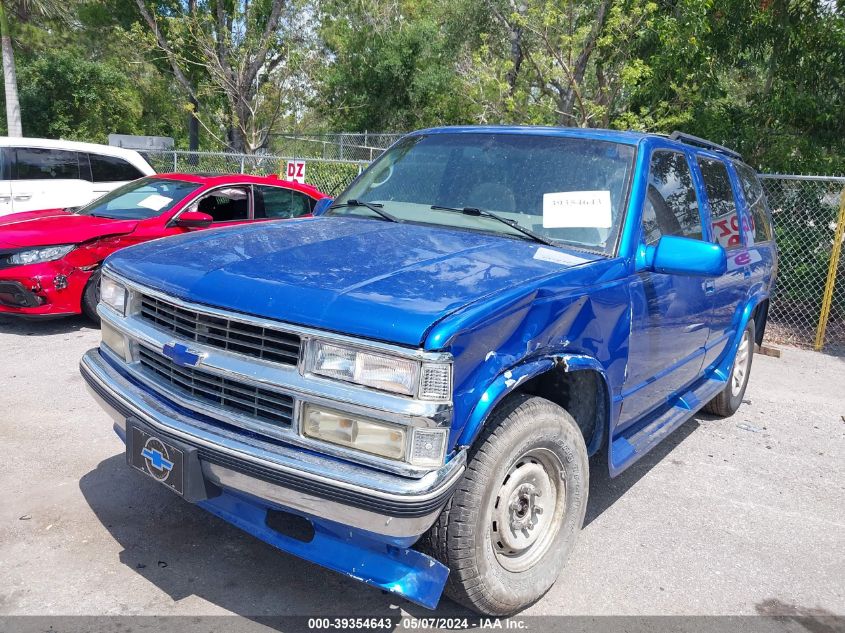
0;137;155;215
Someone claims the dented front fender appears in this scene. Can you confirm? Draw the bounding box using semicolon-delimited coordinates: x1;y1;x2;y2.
455;353;611;450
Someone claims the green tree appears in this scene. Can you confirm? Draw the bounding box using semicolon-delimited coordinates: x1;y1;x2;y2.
317;0;473;131
0;0;69;136
132;0;299;153
17;49;145;141
625;0;845;173
452;0;658;127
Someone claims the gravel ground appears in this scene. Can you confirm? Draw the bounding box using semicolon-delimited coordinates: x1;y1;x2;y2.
0;314;843;621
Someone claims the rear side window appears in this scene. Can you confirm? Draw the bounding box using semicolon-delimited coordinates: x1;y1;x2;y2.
14;147;80;180
697;157;742;249
196;187;250;223
0;148;8;180
89;153;145;182
254;185;314;219
735;163;774;243
642;150;702;245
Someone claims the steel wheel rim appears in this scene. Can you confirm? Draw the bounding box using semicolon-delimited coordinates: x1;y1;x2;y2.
491;448;566;573
731;330;751;397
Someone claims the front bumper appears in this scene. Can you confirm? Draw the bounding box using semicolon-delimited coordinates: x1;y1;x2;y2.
0;262;89;316
81;347;464;608
80;348;466;540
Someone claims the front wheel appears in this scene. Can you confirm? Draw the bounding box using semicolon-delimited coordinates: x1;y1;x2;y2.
704;319;755;417
81;269;101;324
423;395;589;615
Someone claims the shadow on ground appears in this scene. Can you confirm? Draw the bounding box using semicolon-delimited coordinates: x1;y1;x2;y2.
755;598;844;633
79;417;704;623
78;453;474;625
0;314;95;337
584;417;701;526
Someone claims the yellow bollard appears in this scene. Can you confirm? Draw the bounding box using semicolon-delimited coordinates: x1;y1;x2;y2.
815;186;845;351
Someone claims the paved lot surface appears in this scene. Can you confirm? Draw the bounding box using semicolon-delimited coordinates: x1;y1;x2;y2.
1;315;843;620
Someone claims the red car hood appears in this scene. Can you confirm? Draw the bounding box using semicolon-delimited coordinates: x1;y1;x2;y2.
0;209;138;248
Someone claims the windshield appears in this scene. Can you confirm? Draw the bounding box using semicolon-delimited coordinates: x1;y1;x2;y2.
332;132;636;254
76;177;201;220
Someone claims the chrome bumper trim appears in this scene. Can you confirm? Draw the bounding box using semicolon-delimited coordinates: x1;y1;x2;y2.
80;348;466;538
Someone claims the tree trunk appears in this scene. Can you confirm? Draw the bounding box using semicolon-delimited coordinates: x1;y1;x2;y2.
505;24;523;97
188;95;199;151
0;0;22;137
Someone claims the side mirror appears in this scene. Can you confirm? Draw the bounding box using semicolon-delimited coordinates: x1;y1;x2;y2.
649;235;727;277
313;197;334;216
174;210;213;229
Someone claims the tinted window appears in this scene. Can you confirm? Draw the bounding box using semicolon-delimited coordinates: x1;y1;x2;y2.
333;133;637;254
196;187;250;223
698;157;742;249
642;151;702;245
255;185;313;219
76;177;200;220
735;163;773;243
89;153;145;182
0;148;8;180
15;148;80;180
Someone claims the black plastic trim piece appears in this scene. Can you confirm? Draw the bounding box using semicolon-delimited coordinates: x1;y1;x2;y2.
0;281;40;307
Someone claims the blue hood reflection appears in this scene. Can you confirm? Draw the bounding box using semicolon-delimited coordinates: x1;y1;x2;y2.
106;216;598;347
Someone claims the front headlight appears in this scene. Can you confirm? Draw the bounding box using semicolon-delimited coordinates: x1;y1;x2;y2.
7;244;75;266
308;340;451;400
303;404;407;460
101;320;130;362
100;276;127;315
302;404;449;467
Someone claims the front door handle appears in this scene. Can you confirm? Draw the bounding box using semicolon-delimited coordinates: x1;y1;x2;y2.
704;279;716;294
0;195;10;202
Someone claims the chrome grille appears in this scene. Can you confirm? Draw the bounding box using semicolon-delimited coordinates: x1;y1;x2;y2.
138;346;294;429
139;294;301;366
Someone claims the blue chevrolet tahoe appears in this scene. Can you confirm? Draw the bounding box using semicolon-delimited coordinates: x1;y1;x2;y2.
80;126;777;615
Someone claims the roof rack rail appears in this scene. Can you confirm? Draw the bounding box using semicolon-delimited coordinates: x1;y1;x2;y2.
669;131;742;160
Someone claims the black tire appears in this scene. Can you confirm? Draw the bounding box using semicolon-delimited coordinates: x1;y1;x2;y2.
422;394;589;615
704;319;755;417
81;269;101;324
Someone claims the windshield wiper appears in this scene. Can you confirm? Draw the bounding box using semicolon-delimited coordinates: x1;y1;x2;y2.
430;205;557;246
329;199;400;223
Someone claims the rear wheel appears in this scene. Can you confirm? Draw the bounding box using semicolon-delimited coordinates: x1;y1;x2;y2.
704;319;755;417
423;394;588;615
81;270;101;324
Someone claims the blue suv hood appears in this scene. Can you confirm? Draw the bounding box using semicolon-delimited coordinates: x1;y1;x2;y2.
106;216;598;347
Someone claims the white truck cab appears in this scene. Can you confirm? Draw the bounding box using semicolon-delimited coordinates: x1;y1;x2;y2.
0;137;155;215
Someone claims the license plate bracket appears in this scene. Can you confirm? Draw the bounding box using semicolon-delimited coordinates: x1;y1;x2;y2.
126;419;219;502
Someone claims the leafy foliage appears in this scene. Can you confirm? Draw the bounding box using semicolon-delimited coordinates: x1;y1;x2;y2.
317;0;473;131
17;49;168;142
0;0;842;170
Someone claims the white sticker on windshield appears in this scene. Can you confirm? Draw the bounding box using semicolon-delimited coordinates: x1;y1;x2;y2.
137;194;173;211
542;191;612;228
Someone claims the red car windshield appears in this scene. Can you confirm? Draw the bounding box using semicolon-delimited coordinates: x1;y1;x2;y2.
76;177;201;220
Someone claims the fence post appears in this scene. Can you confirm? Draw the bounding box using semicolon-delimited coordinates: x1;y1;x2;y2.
814;186;845;350
240;155;245;174
173;151;177;171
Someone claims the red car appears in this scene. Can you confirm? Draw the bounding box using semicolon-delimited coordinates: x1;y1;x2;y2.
0;173;327;320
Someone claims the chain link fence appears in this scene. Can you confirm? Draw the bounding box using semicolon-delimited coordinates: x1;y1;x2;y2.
760;175;845;354
267;132;401;161
140;150;845;354
143;150;367;197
